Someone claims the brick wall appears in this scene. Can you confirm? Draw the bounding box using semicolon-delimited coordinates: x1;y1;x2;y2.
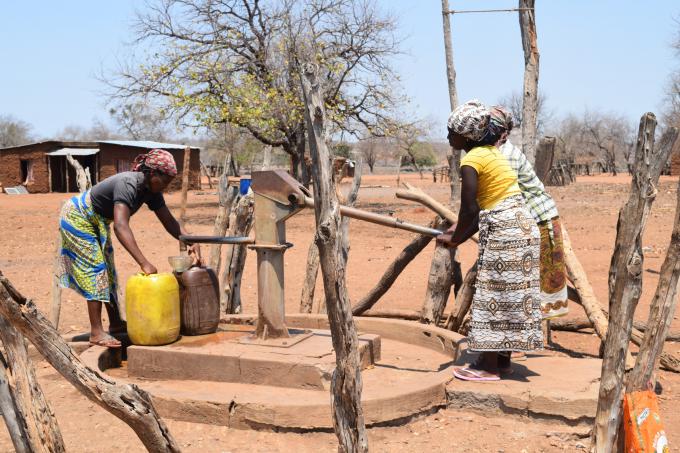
0;145;52;193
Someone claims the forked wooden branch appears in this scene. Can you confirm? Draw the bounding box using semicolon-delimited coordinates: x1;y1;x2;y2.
0;272;181;453
593;115;677;452
628;173;680;390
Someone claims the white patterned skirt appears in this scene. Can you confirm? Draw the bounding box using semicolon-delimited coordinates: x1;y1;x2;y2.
469;195;543;352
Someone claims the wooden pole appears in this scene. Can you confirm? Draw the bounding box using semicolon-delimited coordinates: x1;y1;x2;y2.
628;147;680;390
179;146;191;227
593;114;677;452
65;153;90;192
300;241;320;313
0;272;181;453
0;316;65;452
518;0;539;164
50;231;62;329
301;63;368;453
441;0;461;204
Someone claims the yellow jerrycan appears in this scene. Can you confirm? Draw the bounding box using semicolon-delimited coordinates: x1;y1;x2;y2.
125;273;181;346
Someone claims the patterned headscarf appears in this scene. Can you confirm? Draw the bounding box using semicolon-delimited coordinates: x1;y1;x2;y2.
132;149;178;176
489;105;514;132
447;99;491;141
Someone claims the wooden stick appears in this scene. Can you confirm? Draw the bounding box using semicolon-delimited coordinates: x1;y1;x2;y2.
0;272;181;453
300;241;320;313
302;63;368;453
351;231;434;316
445;263;477;332
179;146;191;227
50;231;62;329
200;161;213;189
593;114;676;452
359;308;421;320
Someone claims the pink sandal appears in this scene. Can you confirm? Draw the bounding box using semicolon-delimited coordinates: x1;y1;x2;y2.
453;367;500;381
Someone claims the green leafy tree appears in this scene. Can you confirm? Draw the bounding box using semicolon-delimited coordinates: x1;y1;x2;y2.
108;0;405;184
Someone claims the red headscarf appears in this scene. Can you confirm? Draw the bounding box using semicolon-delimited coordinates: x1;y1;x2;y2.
132;149;178;176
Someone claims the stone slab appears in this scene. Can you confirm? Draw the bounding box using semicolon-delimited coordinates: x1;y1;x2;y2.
446;350;601;424
127;327;380;390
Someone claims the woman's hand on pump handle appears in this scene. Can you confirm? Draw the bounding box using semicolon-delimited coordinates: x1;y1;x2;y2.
436;225;459;249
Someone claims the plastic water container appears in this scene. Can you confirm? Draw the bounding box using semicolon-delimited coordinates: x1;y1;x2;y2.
126;273;181;346
175;266;220;336
239;177;251;195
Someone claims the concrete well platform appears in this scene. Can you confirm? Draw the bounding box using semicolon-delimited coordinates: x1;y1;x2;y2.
75;314;601;430
127;326;380;390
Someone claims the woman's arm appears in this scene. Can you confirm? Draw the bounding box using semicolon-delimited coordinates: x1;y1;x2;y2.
113;204;157;274
154;206;202;262
437;166;480;248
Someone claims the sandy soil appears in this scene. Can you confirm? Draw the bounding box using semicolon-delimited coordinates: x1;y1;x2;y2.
1;172;679;452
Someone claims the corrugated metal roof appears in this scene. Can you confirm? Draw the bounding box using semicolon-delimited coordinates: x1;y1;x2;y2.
99;140;198;150
47;148;100;156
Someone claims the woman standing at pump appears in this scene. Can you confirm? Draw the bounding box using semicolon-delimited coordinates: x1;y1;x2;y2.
57;149;200;348
488;106;569;320
437;100;543;381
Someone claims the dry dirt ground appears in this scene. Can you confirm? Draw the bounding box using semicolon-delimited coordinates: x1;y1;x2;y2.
1;172;680;452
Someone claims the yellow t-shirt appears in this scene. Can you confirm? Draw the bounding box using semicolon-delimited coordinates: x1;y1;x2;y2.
460;145;521;210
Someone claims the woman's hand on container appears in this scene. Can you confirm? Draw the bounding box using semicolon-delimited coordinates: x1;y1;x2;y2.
188;243;202;265
141;261;158;275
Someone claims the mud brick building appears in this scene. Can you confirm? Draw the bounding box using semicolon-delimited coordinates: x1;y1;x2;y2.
0;140;200;193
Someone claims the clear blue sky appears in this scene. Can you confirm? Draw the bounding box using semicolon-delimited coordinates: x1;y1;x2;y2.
1;1;678;139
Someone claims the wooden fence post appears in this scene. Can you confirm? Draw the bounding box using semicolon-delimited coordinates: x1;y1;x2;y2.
179;146;191;227
518;0;540;164
301;63;368;453
593;115;677;452
627;140;680;391
0;272;181;453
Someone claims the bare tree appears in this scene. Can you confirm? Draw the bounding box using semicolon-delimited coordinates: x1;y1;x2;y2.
0;115;33;147
497;91;553;136
57;120;119;141
392;121;435;179
550;111;633;175
109;102;171;141
108;0;406;184
662;19;680;128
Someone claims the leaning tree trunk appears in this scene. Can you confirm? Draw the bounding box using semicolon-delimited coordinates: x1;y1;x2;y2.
0;315;65;453
301;63;368;453
518;0;539;164
65;153;91;192
627;145;680;391
352;231;434;316
593;114;677;452
220;193;255;314
0;272;180;453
